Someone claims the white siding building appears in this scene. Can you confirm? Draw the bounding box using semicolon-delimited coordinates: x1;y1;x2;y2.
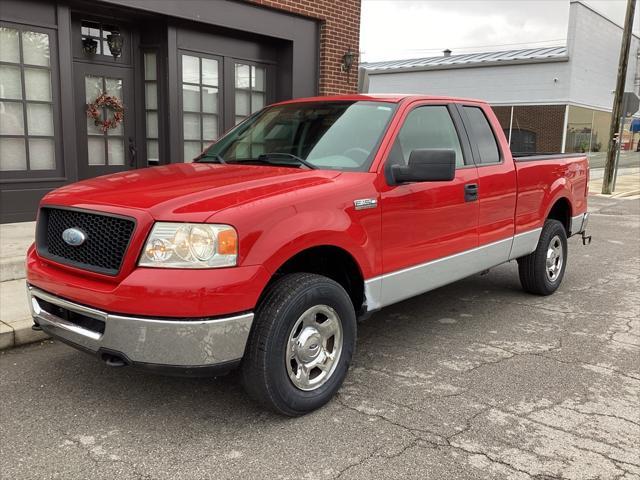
362;1;640;157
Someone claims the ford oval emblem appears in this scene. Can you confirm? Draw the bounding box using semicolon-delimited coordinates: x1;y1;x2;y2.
62;228;87;247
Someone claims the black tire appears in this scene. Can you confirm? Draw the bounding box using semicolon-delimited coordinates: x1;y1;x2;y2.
241;273;356;416
518;219;568;296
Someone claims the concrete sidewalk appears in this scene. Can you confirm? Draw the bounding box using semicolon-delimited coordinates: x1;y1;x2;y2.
0;221;47;349
589;168;640;199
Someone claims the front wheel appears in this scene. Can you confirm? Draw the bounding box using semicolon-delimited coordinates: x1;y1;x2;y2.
518;219;568;295
241;273;356;416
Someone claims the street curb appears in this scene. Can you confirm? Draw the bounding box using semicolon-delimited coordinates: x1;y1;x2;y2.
0;257;26;283
0;318;49;351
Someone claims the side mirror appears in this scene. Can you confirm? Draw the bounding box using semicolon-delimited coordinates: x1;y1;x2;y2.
391;149;456;183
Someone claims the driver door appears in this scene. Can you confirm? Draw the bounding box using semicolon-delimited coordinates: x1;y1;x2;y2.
377;103;479;305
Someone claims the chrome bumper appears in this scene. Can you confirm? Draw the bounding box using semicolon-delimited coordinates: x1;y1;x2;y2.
27;286;253;369
570;212;589;235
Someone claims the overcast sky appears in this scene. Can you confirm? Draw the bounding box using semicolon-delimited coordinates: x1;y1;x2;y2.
360;0;639;63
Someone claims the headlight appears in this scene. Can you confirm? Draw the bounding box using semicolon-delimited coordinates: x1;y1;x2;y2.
139;223;238;268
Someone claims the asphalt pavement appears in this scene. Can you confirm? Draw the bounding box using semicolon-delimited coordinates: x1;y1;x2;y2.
1;195;639;480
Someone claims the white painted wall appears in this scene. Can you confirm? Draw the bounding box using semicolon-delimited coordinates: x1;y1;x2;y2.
566;1;639;111
365;1;640;112
367;61;571;106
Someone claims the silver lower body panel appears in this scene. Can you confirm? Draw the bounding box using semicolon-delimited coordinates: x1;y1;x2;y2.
365;228;543;311
27;285;253;369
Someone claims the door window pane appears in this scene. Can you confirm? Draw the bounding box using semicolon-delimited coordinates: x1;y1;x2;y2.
27;103;54;135
393;106;465;167
235;64;250;89
144;51;160;165
144;52;157;81
24;68;51;101
105;78;122;99
0;27;19;63
182;84;200;112
28;138;55;170
22;31;50;66
252;66;265;91
145;82;157;110
147;140;159;162
146;112;158;138
0;137;26;170
202;86;218;113
0;27;57;173
202;59;218;86
183;113;200;140
251;92;265;111
203;115;218;141
234;63;267;124
88;137;106;165
85;75;102;103
0;65;22;99
183;141;201;163
0;101;24;135
86;116;102;135
463;106;500;164
235;91;250;116
182;55;199;84
107;138;124;165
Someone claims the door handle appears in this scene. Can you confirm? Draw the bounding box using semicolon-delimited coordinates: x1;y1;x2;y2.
128;137;137;168
464;183;479;202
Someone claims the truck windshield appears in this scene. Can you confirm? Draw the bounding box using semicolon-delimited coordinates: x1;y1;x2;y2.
200;101;396;171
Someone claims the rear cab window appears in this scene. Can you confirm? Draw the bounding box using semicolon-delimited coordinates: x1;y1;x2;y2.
462;106;501;165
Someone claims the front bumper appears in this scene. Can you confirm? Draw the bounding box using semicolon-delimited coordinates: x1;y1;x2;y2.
27;285;253;373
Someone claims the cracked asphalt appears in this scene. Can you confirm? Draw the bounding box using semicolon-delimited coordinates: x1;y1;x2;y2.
1;195;639;480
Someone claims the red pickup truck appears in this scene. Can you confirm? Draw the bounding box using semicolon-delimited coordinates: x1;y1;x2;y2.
26;94;590;415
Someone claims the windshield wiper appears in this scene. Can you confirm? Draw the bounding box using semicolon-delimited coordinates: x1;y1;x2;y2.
257;152;318;170
194;152;226;164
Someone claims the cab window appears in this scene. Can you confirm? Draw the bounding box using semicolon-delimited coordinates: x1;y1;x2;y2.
388;106;465;169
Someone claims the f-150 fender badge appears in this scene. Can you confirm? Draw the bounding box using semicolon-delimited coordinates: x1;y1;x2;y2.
354;198;378;210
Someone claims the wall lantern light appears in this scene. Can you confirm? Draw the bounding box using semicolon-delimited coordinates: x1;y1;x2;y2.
82;37;98;55
342;48;356;73
107;30;123;59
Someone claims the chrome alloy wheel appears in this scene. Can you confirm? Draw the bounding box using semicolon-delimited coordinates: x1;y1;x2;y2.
546;234;564;282
285;305;343;391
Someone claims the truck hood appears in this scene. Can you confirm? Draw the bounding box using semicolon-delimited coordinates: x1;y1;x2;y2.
43;163;342;222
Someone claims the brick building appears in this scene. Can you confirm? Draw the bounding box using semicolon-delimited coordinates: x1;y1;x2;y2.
361;1;640;156
0;0;361;222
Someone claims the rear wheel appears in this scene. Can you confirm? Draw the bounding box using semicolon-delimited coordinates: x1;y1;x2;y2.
518;219;568;295
241;273;356;416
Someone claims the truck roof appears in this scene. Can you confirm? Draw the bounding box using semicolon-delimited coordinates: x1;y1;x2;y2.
273;93;488;106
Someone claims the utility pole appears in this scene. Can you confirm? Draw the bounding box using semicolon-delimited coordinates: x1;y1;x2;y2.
602;0;637;194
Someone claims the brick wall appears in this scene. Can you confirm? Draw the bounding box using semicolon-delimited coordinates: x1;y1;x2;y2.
492;105;566;153
249;0;361;95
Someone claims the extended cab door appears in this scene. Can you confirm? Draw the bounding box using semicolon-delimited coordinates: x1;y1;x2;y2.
376;103;479;306
457;104;517;248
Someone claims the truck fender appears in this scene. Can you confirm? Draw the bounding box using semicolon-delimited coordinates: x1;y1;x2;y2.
244;209;374;280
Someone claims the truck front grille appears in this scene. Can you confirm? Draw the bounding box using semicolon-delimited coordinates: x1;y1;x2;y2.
36;207;135;276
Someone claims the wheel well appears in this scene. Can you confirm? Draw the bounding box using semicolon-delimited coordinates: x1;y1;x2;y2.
547;197;571;233
265;246;365;314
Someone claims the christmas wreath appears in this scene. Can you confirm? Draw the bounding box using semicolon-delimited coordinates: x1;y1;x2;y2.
86;92;124;132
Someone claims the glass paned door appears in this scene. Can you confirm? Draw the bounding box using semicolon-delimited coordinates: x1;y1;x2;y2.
75;63;135;179
234;63;266;125
180;53;220;162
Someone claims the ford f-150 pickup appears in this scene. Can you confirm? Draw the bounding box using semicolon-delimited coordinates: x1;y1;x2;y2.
26;94;590;416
